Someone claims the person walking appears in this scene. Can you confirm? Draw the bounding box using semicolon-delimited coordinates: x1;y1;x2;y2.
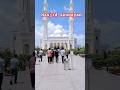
64;55;70;70
10;54;19;85
29;52;36;89
60;48;65;63
54;49;59;63
47;48;52;63
65;49;70;58
35;50;37;57
0;54;5;90
39;49;43;62
51;49;54;62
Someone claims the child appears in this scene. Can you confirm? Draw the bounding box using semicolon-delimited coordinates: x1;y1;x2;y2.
64;56;70;71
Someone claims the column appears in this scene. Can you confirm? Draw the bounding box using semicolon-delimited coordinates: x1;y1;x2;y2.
65;43;68;49
64;43;66;49
47;42;50;49
67;40;70;50
52;42;54;49
60;43;61;48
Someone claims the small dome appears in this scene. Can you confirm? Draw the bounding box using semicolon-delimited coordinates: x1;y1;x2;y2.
54;29;63;34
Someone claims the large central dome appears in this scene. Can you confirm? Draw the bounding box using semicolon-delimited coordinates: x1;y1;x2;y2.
54;29;63;34
49;29;68;37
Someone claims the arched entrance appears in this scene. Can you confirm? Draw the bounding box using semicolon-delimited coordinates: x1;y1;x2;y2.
70;44;72;50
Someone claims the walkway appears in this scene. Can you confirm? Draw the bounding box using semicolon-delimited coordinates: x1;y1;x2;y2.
35;55;85;90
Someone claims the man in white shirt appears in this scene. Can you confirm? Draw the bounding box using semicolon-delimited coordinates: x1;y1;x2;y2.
35;50;37;57
60;48;65;63
38;49;43;62
10;54;19;85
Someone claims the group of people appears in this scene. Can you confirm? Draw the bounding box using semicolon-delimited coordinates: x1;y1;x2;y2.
0;52;36;90
0;48;71;89
36;48;70;64
0;54;19;90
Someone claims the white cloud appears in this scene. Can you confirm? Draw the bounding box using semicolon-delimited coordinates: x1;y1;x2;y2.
35;20;85;47
35;21;65;37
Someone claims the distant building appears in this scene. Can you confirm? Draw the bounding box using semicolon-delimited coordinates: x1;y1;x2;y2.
42;29;77;49
41;0;77;49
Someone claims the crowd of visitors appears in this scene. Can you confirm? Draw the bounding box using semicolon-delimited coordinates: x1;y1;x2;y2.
0;48;71;89
35;47;70;64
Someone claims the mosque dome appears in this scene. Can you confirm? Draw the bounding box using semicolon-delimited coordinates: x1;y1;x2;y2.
49;29;68;37
54;29;63;34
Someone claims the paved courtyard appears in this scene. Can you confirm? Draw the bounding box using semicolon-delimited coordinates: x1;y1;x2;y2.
35;55;85;90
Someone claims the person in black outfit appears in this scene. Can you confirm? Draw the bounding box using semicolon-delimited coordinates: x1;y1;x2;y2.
54;49;59;63
10;54;19;85
51;49;54;62
29;52;36;88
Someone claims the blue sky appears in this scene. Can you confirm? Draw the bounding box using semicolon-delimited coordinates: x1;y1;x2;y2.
35;0;85;47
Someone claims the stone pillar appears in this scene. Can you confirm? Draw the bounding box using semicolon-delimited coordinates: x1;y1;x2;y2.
72;40;75;49
64;43;66;49
65;43;67;49
47;42;50;49
58;43;60;48
52;42;54;49
67;40;70;50
54;43;56;48
60;43;62;48
56;43;59;48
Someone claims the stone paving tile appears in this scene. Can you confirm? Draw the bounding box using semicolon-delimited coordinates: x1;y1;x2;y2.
36;55;85;90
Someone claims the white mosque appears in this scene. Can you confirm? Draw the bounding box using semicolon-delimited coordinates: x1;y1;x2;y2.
41;0;77;50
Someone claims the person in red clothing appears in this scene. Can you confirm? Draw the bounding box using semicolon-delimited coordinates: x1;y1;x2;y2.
29;52;36;88
47;48;52;63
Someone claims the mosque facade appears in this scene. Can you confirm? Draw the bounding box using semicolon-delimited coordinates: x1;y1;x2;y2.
41;0;77;50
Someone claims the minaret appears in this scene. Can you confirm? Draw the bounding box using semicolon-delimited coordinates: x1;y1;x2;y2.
42;0;48;49
69;0;74;38
68;0;74;49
